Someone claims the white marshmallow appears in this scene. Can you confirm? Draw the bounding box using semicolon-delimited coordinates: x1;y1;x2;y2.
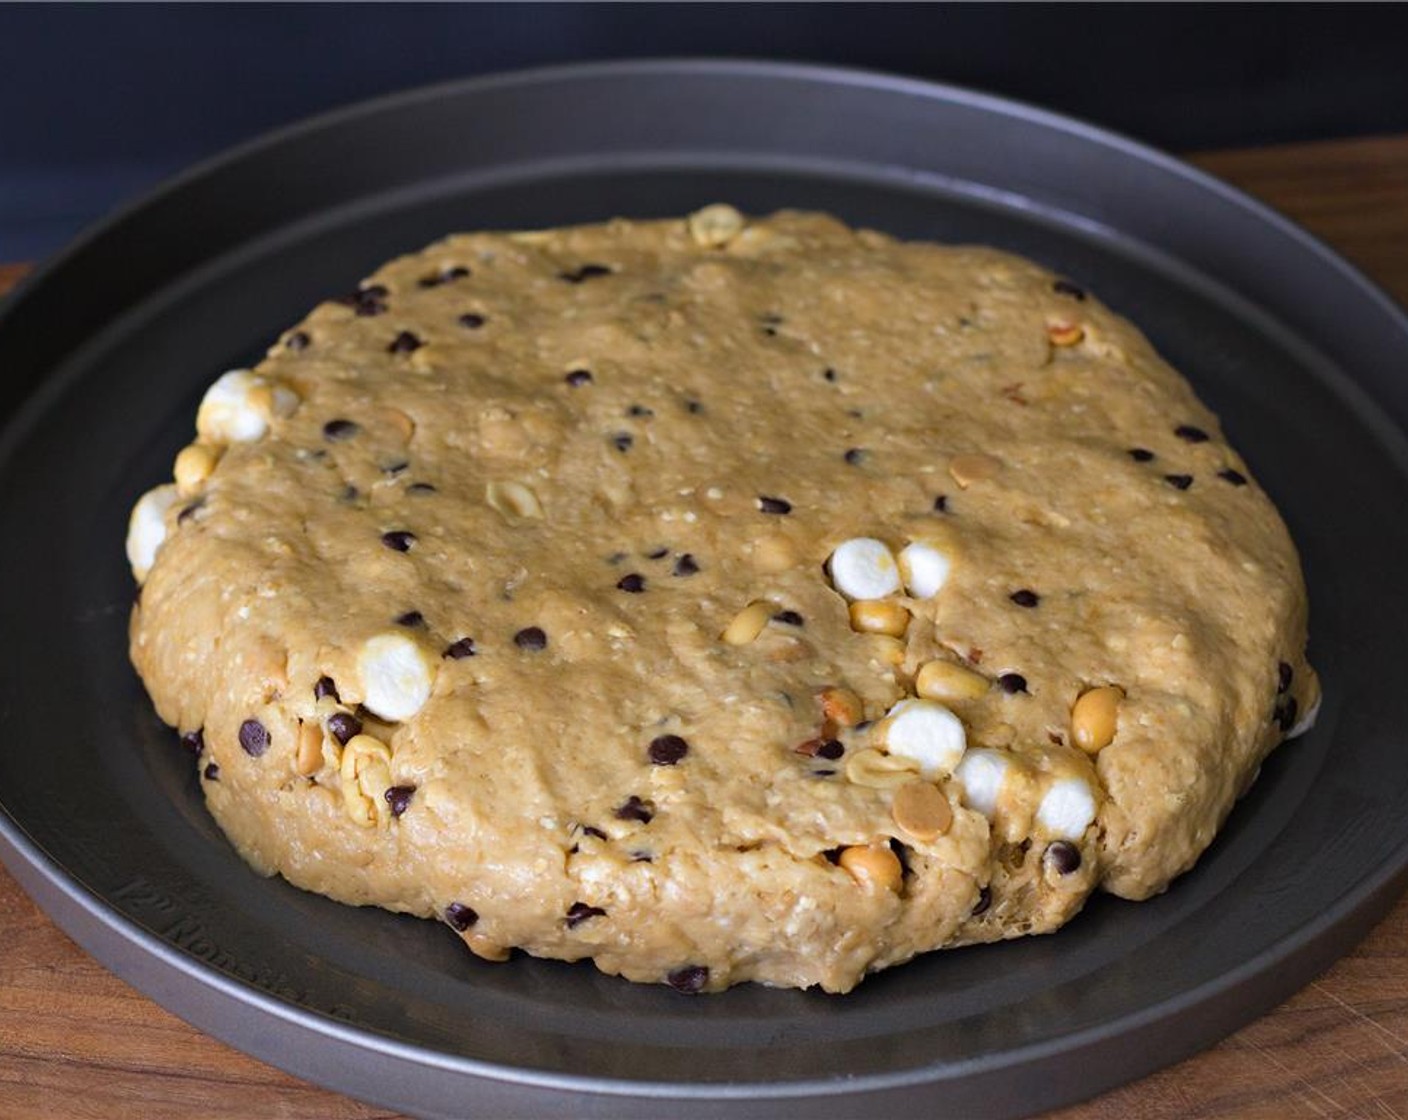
126;484;180;581
196;369;297;443
955;748;1012;817
1036;777;1097;839
898;541;952;599
270;383;300;418
879;699;967;778
358;633;435;721
828;538;902;600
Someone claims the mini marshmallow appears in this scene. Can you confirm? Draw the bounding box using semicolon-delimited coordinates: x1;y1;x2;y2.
126;484;180;581
358;633;435;721
879;698;967;778
828;537;902;600
898;541;952;599
196;369;297;443
1289;693;1321;739
955;748;1012;817
1036;777;1097;839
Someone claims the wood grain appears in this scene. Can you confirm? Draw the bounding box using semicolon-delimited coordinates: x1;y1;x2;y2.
3;133;1408;1119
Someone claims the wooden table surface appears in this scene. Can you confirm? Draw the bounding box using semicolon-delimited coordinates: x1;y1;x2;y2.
4;134;1408;1120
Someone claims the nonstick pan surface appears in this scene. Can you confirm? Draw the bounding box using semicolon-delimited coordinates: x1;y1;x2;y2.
2;60;1408;1119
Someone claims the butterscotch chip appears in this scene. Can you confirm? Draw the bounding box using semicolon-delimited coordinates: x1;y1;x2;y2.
128;206;1314;995
892;780;954;841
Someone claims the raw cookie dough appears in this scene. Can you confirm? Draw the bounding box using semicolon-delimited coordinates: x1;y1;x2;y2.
128;207;1317;993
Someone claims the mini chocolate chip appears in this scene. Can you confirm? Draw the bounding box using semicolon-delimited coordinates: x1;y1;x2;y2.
646;547;669;560
933;495;949;513
1276;696;1299;734
889;838;913;876
611;432;634;452
381;460;410;476
407;481;438;494
667;965;709;994
382;530;416;552
631;851;654;863
326;711;363;746
772;609;804;627
565;368;593;387
757;495;792;515
560;263;613;283
458;312;486;329
203;762;220;781
844;448;867;466
238;719;269;757
684;399;704;414
384;785;415;817
286;330;311;350
1128;448;1155;462
565;902;608;929
314;676;339;702
617;573;647;593
341;284;388;317
1010;589;1040;608
1277;661;1293;694
762;326;778;337
972;885;993;916
177;498;205;524
1053;278;1087;301
341;484;360;503
626;404;654;418
673;553;699;577
823;368;838;382
815;739;845;760
581;825;608;841
614;795;654;823
444;637;477;659
323;418;360;441
388;331;423;354
422;266;468;286
1045;841;1082;875
1218;468;1248;486
180;729;205;755
444;902;478;931
1175;425;1210;443
514;626;547;651
998;673;1028;694
1165;474;1194;490
648;735;689;765
395;610;425;628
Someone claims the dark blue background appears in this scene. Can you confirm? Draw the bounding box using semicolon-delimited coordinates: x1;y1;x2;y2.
3;3;1406;261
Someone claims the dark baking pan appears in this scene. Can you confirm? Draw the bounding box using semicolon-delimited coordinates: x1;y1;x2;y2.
2;60;1407;1119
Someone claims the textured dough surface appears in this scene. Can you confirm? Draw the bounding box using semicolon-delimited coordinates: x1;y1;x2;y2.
128;209;1317;993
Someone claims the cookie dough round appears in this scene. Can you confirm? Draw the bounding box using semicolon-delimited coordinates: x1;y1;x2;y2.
128;207;1317;993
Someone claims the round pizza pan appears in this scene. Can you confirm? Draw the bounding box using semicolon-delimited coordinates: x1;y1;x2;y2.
2;60;1408;1119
